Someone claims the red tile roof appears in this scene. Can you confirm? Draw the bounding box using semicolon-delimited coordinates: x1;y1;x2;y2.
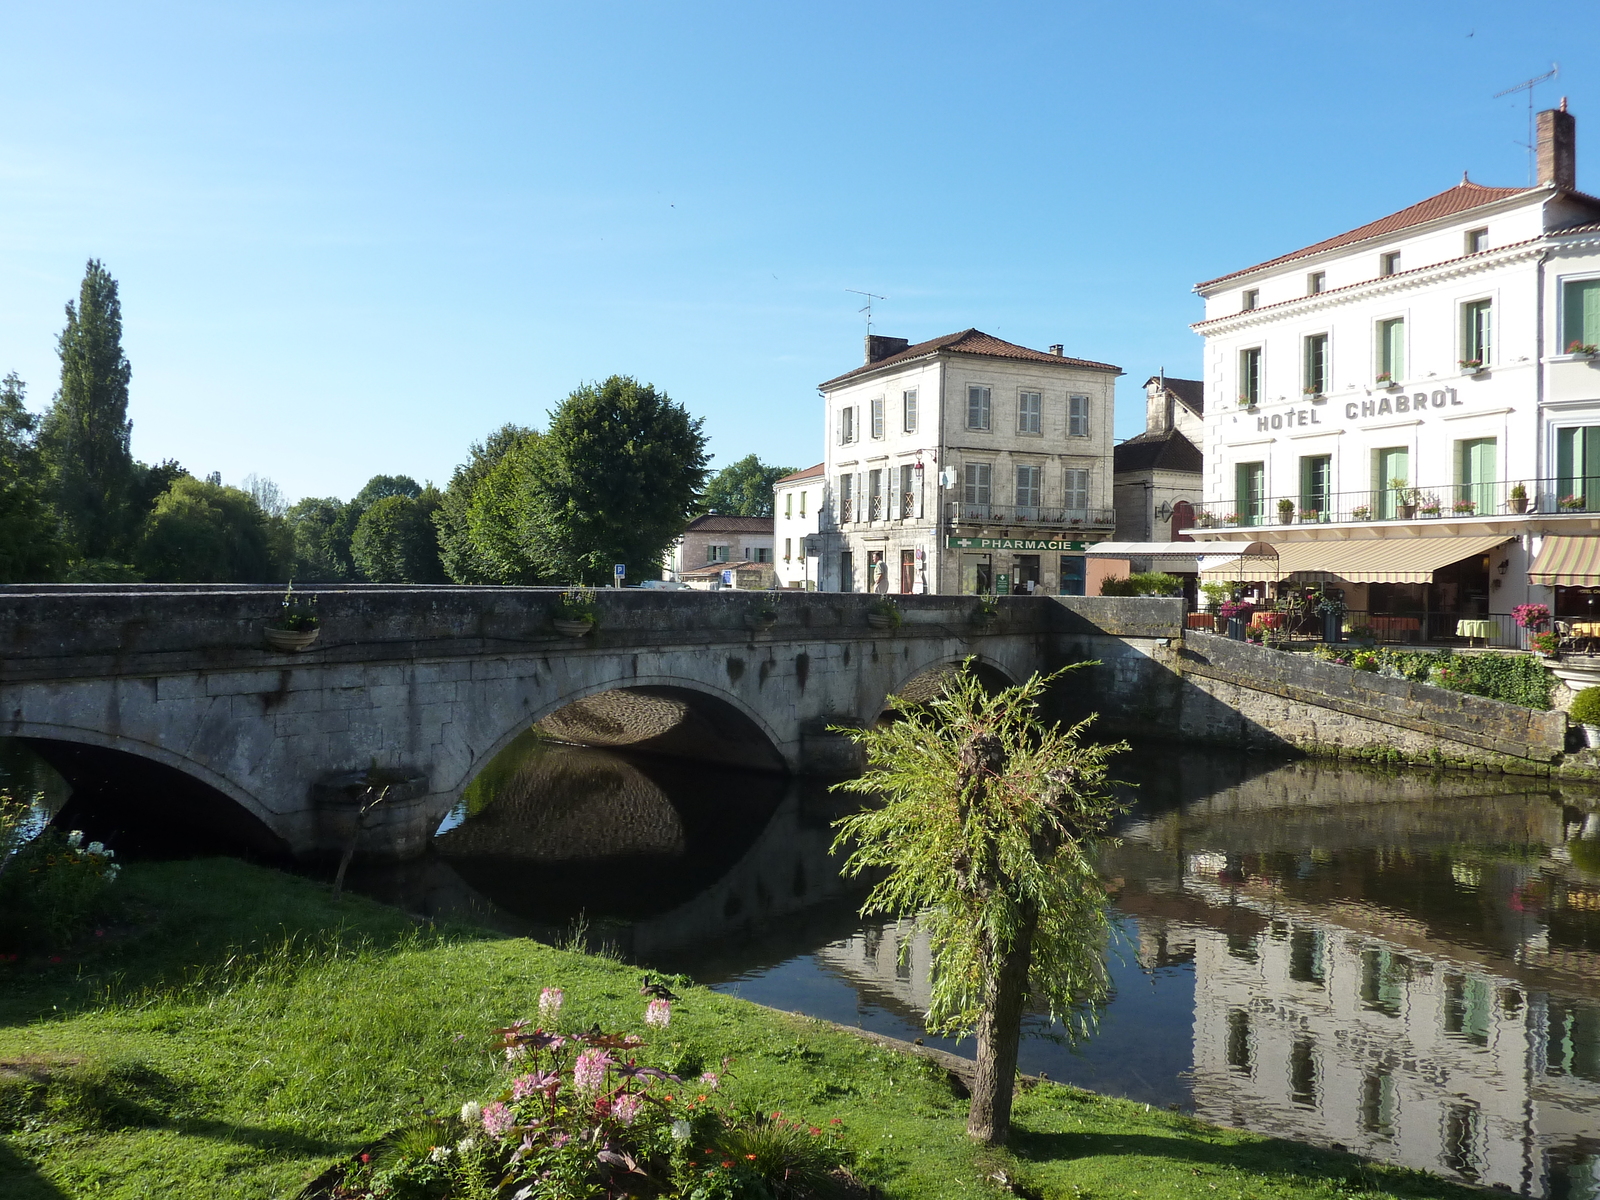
819;328;1119;389
1195;181;1531;290
775;462;825;484
681;514;774;533
679;559;770;578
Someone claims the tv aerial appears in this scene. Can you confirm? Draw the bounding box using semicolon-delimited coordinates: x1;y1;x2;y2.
845;289;885;334
1494;64;1558;187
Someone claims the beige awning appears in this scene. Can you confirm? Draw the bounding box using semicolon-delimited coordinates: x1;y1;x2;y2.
1529;535;1600;586
1199;535;1511;584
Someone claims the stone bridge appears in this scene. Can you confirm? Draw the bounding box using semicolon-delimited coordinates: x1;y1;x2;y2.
0;587;1176;861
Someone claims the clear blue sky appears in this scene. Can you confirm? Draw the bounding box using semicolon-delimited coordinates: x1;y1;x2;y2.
0;2;1589;503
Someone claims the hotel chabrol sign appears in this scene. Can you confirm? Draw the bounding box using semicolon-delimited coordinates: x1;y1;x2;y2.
1248;387;1465;433
947;537;1091;551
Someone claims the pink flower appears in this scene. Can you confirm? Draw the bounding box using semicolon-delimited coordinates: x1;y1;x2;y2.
699;1071;720;1090
612;1092;643;1125
513;1070;559;1100
538;987;563;1021
573;1049;612;1093
482;1101;515;1140
644;998;671;1027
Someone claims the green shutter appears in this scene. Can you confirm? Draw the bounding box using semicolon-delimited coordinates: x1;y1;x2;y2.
1374;447;1408;519
1566;281;1600;349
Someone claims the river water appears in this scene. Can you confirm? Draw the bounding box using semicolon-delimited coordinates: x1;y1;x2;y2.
4;732;1598;1196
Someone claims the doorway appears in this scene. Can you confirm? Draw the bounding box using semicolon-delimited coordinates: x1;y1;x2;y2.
1059;555;1086;596
900;549;916;594
1013;554;1041;594
961;553;993;595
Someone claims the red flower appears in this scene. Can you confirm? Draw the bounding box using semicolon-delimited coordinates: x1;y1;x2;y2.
829;1118;841;1125
360;1153;370;1163
745;1154;757;1160
809;1127;821;1136
721;1161;734;1168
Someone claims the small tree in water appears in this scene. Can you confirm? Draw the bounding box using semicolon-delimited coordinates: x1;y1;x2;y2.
830;663;1128;1144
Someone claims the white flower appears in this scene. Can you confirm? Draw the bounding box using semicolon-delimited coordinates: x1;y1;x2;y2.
66;831;83;848
670;1120;692;1141
86;841;105;856
104;864;121;881
460;1100;481;1124
457;1136;476;1154
429;1145;451;1162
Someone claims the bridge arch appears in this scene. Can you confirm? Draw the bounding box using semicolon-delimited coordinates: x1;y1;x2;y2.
874;651;1021;717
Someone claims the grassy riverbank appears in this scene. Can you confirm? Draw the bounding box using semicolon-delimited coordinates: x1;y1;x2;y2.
0;860;1481;1200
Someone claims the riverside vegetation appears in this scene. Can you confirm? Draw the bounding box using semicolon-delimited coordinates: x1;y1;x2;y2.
0;857;1492;1200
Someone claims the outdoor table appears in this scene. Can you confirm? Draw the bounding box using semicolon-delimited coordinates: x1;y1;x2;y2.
1456;619;1497;646
1249;612;1285;629
1571;621;1600;639
1367;615;1421;641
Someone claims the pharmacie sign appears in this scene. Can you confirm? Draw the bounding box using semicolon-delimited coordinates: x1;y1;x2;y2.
1248;387;1465;433
947;537;1091;551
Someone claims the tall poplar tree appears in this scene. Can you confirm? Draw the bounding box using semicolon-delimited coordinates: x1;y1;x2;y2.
39;260;134;560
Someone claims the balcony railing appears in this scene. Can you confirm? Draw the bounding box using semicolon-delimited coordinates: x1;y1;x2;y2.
1194;478;1600;530
945;502;1116;529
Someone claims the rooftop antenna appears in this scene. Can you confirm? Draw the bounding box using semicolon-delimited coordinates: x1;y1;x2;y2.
845;289;885;334
1494;63;1559;186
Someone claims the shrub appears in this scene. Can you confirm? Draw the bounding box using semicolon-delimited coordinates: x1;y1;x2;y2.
0;828;120;952
1311;646;1553;710
1100;572;1181;597
1570;687;1600;726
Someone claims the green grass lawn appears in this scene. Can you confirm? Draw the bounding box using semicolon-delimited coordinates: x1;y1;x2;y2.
0;859;1483;1200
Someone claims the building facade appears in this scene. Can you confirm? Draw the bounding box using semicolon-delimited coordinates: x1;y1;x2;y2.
1113;373;1205;543
1189;103;1600;639
815;329;1120;596
664;515;774;584
773;463;824;589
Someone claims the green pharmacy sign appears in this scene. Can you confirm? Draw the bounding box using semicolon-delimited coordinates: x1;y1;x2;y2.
946;537;1093;552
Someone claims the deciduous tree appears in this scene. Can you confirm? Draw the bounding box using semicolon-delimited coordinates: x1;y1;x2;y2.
702;454;796;518
831;664;1128;1145
525;376;707;584
0;373;68;581
135;476;282;582
285;496;356;581
350;488;445;583
435;424;534;583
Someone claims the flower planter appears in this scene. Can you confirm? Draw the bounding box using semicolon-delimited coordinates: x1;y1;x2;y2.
866;612;896;631
1397;504;1417;519
1585;724;1600;751
552;618;595;637
1322;612;1343;644
1460;366;1482;377
1511;496;1529;514
744;613;777;632
265;627;320;653
970;612;998;632
1227;618;1246;641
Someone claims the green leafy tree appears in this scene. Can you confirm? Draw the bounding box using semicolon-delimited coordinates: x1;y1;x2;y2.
464;437;544;584
702;454;796;517
525;376;708;584
353;474;421;508
351;488;446;583
286;496;356;581
0;373;68;581
831;665;1128;1145
134;476;283;582
38;260;135;561
435;424;534;583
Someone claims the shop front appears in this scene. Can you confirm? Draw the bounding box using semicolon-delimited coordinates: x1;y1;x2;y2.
946;535;1101;596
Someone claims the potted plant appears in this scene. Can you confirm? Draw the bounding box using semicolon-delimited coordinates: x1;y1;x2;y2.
1298;508;1321;524
1390;480;1417;519
1223;512;1240;526
1510;483;1529;514
1219;598;1253;641
1351;504;1371;520
551;586;598;636
1277;497;1295;524
1571;686;1600;749
1561;494;1588;511
1531;631;1560;658
867;597;902;631
1458;358;1483;376
1567;340;1599;357
1452;498;1478;515
1195;511;1216;528
1302;385;1323;399
1237;393;1257;409
1513;603;1551;631
265;582;320;652
1316;592;1347;644
1418;493;1442;517
744;600;778;632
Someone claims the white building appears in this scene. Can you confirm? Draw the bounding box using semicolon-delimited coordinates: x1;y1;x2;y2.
773;462;824;589
816;329;1120;596
664;515;774;584
1190;102;1600;640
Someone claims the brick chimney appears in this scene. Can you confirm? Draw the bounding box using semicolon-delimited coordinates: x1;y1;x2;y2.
1538;98;1576;192
865;335;909;364
1048;344;1064;356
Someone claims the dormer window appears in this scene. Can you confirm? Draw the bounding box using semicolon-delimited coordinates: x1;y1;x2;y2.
1380;251;1401;277
1308;271;1326;295
1242;288;1259;311
1466;227;1489;255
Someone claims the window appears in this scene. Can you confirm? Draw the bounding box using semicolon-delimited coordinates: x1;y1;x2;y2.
868;469;883;521
899;549;915;594
1299;455;1331;518
707;544;729;563
902;389;918;433
784;492;792;518
1466;227;1488;255
899;464;917;519
837;406;855;444
1236;462;1265;525
963;462;992;508
1018;390;1042;434
1557;427;1600;510
1373;447;1409;520
784;537;791;562
1307;271;1326;295
1058;555;1086;596
839;551;854;592
838;475;854;523
1380;250;1401;276
1242;288;1258;311
1238;347;1261;407
1377;318;1405;381
751;547;772;563
1064;468;1089;515
1015;464;1041;514
1455;437;1497;514
966;385;991;430
1068;394;1090;436
1564;279;1600;351
1303;333;1328;395
799;490;806;517
870;396;885;439
1461;299;1492;367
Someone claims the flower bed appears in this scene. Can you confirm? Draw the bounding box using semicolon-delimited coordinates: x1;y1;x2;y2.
1310;645;1552;710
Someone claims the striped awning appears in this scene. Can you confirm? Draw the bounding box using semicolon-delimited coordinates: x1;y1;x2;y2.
1529;536;1600;586
1199;535;1512;585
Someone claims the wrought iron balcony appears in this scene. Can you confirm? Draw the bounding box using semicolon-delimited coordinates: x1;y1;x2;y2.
1192;478;1600;529
945;502;1116;530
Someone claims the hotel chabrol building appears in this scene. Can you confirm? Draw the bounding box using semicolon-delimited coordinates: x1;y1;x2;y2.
814;329;1120;595
1189;102;1600;641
